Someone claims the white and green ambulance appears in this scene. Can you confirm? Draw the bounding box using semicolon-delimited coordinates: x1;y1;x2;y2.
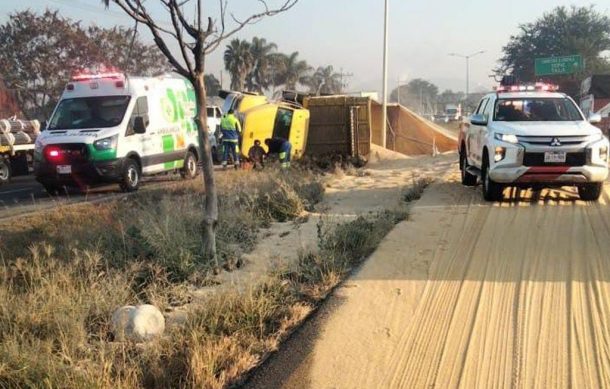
34;72;200;193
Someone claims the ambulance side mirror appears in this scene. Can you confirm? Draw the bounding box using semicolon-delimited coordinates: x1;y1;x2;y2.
134;116;147;134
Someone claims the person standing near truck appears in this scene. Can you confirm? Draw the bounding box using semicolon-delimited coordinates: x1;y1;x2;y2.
220;109;241;169
265;137;292;169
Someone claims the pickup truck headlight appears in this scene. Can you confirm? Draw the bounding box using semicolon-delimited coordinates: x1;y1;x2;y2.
494;133;519;144
93;135;118;151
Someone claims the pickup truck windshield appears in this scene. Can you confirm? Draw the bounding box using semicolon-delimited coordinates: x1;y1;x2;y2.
48;96;130;130
494;98;583;122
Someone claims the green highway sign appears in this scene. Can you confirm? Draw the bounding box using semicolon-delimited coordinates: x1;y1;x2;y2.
535;55;584;76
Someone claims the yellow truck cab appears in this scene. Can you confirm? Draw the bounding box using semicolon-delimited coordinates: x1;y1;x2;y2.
219;90;310;160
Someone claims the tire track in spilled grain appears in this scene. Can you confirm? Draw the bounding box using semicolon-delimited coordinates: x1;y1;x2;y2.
246;170;610;389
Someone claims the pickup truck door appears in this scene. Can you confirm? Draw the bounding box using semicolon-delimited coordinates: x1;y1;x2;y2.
480;97;495;164
468;98;489;168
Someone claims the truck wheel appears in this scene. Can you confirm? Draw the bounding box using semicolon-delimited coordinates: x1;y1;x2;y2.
119;158;140;192
578;183;603;201
0;159;10;185
180;151;198;179
460;149;477;186
482;158;503;202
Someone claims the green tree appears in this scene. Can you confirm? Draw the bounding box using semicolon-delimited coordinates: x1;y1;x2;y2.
224;39;254;91
204;74;221;97
247;37;277;92
391;78;439;113
0;10;167;120
498;5;610;97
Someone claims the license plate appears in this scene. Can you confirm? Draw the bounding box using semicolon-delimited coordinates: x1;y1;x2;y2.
544;151;566;163
57;165;72;174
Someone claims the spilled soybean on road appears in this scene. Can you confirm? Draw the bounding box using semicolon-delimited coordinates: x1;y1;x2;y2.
247;168;610;388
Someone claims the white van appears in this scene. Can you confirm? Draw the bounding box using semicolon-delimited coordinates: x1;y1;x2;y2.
34;72;200;193
206;105;222;162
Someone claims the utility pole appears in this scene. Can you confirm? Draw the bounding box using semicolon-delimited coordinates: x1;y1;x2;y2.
397;77;400;106
381;0;389;149
338;67;354;93
449;50;485;107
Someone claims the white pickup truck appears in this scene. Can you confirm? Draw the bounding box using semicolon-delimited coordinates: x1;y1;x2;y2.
459;82;609;201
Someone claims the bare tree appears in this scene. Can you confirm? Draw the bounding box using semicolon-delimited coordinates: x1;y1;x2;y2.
102;0;298;261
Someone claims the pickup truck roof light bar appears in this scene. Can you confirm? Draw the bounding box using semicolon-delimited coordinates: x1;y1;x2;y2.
494;82;559;93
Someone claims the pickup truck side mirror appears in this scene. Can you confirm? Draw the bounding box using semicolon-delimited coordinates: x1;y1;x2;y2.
588;113;602;124
134;116;148;134
470;114;488;126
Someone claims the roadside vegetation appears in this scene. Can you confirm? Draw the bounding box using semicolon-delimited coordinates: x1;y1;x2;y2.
0;167;431;388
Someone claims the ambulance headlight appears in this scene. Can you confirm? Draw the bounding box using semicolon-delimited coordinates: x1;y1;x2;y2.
93;135;118;150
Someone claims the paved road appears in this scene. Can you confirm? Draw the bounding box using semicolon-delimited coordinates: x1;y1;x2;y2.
0;174;188;219
246;168;610;388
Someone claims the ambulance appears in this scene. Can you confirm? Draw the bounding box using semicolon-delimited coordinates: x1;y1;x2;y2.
34;71;201;193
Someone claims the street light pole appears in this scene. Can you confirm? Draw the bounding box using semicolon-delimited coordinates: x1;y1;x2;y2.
381;0;389;149
449;50;485;105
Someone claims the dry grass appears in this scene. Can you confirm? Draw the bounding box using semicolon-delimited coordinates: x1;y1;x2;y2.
0;167;425;388
403;176;434;202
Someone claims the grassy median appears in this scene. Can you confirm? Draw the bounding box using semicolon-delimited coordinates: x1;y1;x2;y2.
0;167;430;388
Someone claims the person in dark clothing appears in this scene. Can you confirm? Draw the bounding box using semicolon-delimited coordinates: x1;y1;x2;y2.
248;139;266;169
265;137;292;169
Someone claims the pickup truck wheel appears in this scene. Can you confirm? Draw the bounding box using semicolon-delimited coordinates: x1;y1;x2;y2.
119;158;140;192
180;151;199;179
460;151;477;186
0;159;10;185
578;183;603;201
482;159;504;202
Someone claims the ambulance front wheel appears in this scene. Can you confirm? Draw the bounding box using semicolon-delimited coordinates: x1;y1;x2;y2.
120;158;141;192
180;151;199;179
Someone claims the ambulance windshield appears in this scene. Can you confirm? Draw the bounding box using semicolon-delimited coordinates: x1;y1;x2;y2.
48;96;130;130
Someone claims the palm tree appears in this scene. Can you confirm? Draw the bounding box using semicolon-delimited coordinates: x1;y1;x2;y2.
315;65;343;95
224;39;253;91
247;37;277;92
302;65;343;95
274;51;310;91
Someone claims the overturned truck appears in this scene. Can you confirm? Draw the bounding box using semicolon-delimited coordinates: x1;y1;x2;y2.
219;90;456;162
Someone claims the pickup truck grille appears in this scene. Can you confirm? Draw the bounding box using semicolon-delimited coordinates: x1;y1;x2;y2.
523;152;586;167
517;135;589;147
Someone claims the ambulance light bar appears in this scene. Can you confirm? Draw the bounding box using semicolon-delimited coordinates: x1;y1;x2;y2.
71;72;125;81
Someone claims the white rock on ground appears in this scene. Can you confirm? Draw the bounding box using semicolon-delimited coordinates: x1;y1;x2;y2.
111;304;165;342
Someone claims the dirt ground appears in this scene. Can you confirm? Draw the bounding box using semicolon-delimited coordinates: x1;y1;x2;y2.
245;157;610;389
202;146;456;295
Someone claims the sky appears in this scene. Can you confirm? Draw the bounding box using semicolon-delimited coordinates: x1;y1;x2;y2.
2;0;610;95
